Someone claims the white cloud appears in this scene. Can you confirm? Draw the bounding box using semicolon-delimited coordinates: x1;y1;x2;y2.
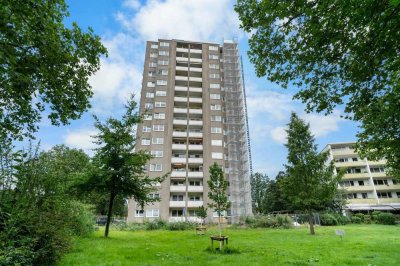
64;128;98;152
123;0;141;10
117;0;241;42
270;126;287;144
302;110;344;138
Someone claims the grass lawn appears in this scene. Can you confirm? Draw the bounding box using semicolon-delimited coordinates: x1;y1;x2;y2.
59;224;400;266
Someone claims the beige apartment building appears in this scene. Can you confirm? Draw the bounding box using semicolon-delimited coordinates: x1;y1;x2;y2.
324;142;400;212
127;39;252;223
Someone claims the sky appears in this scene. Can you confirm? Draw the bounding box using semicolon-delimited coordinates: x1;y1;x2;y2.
34;0;359;178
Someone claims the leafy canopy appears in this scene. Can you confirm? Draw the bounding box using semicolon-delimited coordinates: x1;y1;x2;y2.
0;0;107;141
235;0;400;177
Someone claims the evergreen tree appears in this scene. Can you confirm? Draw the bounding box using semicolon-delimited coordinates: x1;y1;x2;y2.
281;113;341;235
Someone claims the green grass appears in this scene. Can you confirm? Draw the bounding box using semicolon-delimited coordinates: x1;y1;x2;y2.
59;224;400;266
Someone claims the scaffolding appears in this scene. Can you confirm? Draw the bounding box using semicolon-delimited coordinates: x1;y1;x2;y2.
222;41;253;222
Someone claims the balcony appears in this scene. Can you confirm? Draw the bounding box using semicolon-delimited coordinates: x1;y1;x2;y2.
173;131;187;137
174;107;187;114
188;132;203;138
344;186;374;192
175;86;187;92
370;172;387;178
335;161;366;168
189;120;202;126
189;97;202;103
189;67;202;72
169;201;186;208
176;66;189;71
171;157;186;164
188;186;203;192
189;108;202;114
173;119;187;125
176;57;188;62
189;87;202;93
169;217;185;222
187;201;203;208
188;158;203;164
188;144;203;151
176;76;188;81
331;149;357;156
171;171;186;178
174;96;187;102
189;58;202;63
190;48;202;54
189;77;202;82
172;144;186;150
375;184;399;191
343;173;369;180
170;185;186;192
177;48;189;53
188;171;203;178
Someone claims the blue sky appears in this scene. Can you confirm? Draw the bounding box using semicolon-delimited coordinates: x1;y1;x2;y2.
34;0;359;178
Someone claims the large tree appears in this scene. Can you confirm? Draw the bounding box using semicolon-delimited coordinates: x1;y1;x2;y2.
235;0;400;178
250;172;268;214
0;0;107;141
87;96;166;237
281;113;341;235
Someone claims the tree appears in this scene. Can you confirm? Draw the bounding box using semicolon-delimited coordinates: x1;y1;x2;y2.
235;0;400;178
87;96;166;237
264;171;292;214
0;0;107;141
207;163;231;237
280;113;341;235
250;172;268;214
196;206;208;226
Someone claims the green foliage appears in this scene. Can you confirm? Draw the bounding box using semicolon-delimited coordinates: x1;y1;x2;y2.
196;206;208;225
375;212;396;225
0;144;95;265
244;215;293;229
207;163;231;236
167;222;196;231
235;0;400;178
0;0;107;141
353;213;365;223
86;95;166;237
145;219;167;231
320;214;338;226
280;113;342;235
250;172;268;214
351;216;362;224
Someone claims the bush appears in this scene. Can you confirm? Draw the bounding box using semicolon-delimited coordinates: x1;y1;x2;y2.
167;222;196;231
320;213;338;226
333;213;350;225
66;201;96;236
363;215;372;224
376;212;396;225
145;219;167;230
353;213;365;222
372;211;382;221
245;215;293;229
351;216;362;224
276;215;294;229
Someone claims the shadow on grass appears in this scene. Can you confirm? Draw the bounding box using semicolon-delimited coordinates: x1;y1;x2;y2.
205;246;241;254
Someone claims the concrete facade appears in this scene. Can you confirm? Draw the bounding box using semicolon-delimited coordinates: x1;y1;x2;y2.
324;142;400;212
127;39;252;223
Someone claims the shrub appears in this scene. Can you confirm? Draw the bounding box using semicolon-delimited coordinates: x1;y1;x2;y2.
276;215;294;229
245;215;293;229
145;219;167;230
167;222;196;231
333;213;350;225
376;212;396;225
363;215;372;224
66;201;96;236
353;213;364;222
372;211;382;221
320;213;338;226
351;216;362;224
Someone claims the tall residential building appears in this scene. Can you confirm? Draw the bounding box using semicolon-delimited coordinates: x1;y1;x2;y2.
127;39;253;223
323;142;400;212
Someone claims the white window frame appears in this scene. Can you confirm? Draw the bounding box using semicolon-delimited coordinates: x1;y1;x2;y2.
143;114;152;120
142;126;151;133
153;125;165;131
154;113;165;119
211;127;222;134
150;52;158;58
160;42;170;47
210;83;220;89
211;140;223;146
144;103;153;109
155;101;166;108
209;63;219;69
159;51;169;56
210;94;221;100
145;92;154;98
156;91;167;96
158;60;169;66
210;73;220;79
209;45;219;51
149;62;157;67
152;138;164;145
135;210;144;217
211;115;222;121
151;44;158;49
150;164;162;172
156;80;167;86
151;151;163;158
212;152;223;159
146;209;160;218
211;104;221;110
158;69;168;76
209;54;219;60
141;138;151;145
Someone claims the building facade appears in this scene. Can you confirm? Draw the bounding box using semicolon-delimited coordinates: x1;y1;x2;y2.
324;142;400;212
127;39;252;223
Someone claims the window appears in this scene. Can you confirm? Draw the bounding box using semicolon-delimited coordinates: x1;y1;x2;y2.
148;193;160;199
158;69;168;76
156;90;167;96
160;42;169;47
150;164;162;171
149;62;157;67
362;193;368;199
151;44;158;49
153;125;164;131
393;179;399;185
171;180;185;186
189;180;202;186
189;195;201;201
135;210;144;217
210;83;220;89
358;180;364;186
156;80;167;86
212;152;223;159
377;192;392;198
147;81;155;87
397;192;400;198
142;126;151;133
210;94;221;100
211;104;221;110
148;71;155;76
188;210;198;217
155;101;166;107
370;167;385;173
211;140;223;146
342;180;354;187
159;50;169;56
144;103;153;109
211;127;222;134
150;52;157;58
152;137;164;144
373;179;388;185
151;150;163;158
211;115;222;121
154;113;165;119
146;209;160;217
171;195;184;201
171;210;183;217
209;54;219;60
145;92;154;98
347;193;358;199
141;138;150;145
143;114;152;120
209;45;219;51
158;60;169;66
209;63;219;69
210;73;220;79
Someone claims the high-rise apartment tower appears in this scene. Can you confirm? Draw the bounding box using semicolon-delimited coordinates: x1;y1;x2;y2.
127;39;253;223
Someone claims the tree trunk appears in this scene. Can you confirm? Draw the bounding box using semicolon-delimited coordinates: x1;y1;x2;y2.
218;215;222;237
308;210;315;235
105;191;116;237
